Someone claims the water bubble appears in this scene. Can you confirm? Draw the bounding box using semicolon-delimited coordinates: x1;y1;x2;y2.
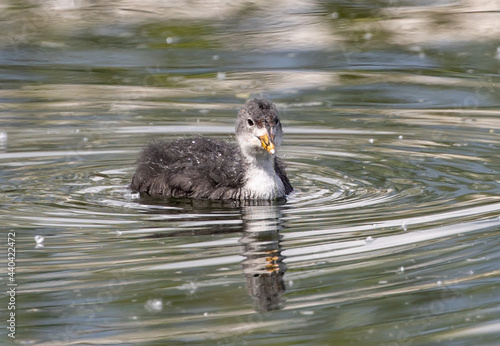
203;312;209;317
369;138;374;144
364;32;373;40
115;230;122;236
299;310;315;316
409;45;422;54
212;55;219;61
399;266;405;273
144;298;163;312
217;72;226;80
401;221;408;231
437;280;443;286
0;131;7;149
34;235;44;248
166;37;173;44
398;135;404;140
128;191;140;200
179;281;198;295
365;236;374;244
331;12;339;19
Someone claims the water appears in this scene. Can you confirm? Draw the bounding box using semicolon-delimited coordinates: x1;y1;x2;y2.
2;1;500;345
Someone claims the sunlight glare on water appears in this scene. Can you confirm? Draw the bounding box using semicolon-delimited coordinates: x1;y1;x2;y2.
1;1;500;345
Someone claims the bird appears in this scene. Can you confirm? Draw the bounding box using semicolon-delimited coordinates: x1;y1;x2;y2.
130;98;293;200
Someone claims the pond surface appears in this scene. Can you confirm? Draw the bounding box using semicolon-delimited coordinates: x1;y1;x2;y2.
2;1;500;345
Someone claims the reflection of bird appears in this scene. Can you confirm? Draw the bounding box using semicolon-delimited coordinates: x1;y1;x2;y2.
131;99;293;200
240;204;287;311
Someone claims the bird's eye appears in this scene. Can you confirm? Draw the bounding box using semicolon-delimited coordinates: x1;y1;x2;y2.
247;119;254;126
275;118;280;125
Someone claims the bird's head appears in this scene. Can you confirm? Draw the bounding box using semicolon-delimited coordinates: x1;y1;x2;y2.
236;98;283;158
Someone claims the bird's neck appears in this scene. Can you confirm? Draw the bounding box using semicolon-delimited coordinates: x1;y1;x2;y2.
243;150;274;170
241;151;285;199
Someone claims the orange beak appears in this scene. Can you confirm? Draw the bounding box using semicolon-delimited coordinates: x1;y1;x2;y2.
259;133;275;154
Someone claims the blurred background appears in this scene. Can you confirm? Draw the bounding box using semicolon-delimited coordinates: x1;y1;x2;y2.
1;1;500;345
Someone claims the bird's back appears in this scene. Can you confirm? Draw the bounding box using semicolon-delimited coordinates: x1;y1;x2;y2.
130;136;247;199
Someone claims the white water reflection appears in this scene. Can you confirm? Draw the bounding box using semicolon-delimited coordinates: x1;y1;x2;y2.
285;215;500;263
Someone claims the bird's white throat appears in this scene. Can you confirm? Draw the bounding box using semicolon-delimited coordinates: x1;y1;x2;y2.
242;155;285;199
